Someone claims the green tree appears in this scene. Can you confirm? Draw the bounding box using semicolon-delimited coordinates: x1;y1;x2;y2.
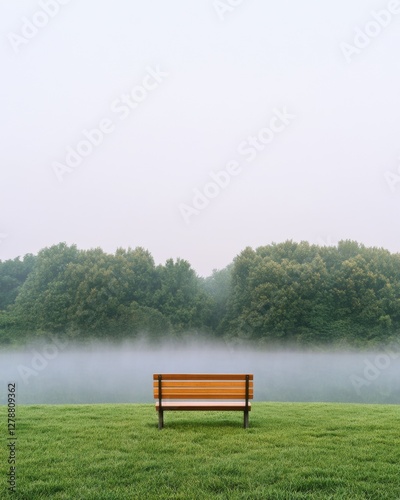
154;258;212;332
201;265;232;333
12;243;80;333
0;254;36;310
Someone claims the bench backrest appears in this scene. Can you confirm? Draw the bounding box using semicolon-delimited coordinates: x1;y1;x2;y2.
153;374;254;401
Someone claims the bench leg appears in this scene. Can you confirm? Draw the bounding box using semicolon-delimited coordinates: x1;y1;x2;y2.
244;410;249;429
158;410;164;430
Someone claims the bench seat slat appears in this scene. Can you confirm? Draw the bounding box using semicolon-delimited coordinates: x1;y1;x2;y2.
154;393;253;399
154;387;253;394
154;386;253;392
155;387;253;391
153;381;253;388
156;402;252;411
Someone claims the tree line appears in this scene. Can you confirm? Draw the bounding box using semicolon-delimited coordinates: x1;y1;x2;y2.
0;240;399;347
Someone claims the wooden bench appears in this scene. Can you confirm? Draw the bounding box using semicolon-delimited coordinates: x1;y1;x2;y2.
153;373;253;429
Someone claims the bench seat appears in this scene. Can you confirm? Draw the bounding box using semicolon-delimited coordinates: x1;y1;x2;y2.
156;401;252;411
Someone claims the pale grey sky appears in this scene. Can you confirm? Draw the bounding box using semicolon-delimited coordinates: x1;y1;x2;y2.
1;0;400;276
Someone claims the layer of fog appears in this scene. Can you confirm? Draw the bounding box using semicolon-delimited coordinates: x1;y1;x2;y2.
1;339;399;405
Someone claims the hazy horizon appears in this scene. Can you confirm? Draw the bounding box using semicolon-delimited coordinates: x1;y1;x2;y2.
1;338;399;405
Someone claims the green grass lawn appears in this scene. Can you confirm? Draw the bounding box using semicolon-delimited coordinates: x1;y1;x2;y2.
1;402;399;499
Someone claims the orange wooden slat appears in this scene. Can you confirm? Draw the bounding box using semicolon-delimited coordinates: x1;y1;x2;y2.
154;391;253;397
157;394;253;399
153;386;253;394
153;374;253;381
154;384;253;391
154;394;253;400
154;386;252;393
158;388;253;395
153;381;251;388
154;393;253;399
154;394;254;399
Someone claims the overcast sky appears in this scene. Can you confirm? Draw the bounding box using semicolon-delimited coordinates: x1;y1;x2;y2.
1;0;400;276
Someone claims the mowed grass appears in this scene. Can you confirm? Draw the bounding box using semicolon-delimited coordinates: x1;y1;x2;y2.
1;403;400;499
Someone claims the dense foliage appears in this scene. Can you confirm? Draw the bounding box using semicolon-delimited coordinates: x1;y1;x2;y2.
0;240;399;346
